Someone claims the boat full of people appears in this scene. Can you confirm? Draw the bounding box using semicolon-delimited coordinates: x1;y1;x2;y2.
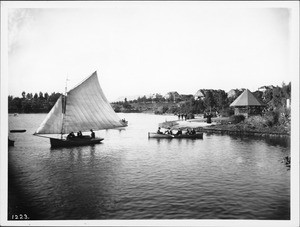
148;127;203;139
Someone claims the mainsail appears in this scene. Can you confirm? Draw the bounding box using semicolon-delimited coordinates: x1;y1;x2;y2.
35;71;123;135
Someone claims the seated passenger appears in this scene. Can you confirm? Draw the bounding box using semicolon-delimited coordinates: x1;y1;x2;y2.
90;129;95;139
176;129;182;135
67;132;75;139
191;128;196;135
77;131;83;137
157;127;163;134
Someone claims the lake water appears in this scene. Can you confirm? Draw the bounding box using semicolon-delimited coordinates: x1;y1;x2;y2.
8;113;290;220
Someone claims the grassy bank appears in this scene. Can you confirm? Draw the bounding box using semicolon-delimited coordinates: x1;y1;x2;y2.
160;115;290;138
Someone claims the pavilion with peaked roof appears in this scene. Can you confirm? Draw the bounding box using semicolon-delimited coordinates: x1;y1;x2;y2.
230;89;266;117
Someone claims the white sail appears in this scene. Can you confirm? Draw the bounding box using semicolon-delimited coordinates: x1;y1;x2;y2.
35;95;64;134
35;71;124;135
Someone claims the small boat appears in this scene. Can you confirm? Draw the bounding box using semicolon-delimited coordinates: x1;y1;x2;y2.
34;71;127;147
10;129;26;133
148;132;203;139
148;132;174;139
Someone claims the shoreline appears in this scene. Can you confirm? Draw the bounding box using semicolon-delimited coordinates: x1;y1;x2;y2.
159;117;290;138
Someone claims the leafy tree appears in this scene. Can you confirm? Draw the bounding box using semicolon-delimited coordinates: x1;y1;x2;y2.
26;93;33;100
44;92;49;100
39;92;44;100
203;90;215;111
215;90;228;110
21;91;26;99
272;86;283;108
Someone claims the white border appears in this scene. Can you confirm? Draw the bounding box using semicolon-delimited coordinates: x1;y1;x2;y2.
1;1;299;227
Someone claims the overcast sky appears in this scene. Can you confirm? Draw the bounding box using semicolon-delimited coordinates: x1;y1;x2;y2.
3;1;298;102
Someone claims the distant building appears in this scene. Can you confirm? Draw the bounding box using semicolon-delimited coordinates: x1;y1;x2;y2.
227;88;245;99
227;89;238;98
258;85;275;93
230;89;266;118
194;90;205;100
164;92;180;102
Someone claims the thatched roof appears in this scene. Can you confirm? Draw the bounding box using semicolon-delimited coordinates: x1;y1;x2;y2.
230;89;265;107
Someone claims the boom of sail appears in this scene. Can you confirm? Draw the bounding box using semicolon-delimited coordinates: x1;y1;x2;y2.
34;71;124;136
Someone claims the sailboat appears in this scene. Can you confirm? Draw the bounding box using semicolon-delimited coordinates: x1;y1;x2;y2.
34;71;127;147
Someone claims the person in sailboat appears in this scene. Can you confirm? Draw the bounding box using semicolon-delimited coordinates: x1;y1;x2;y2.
90;129;95;139
67;132;75;139
77;131;83;138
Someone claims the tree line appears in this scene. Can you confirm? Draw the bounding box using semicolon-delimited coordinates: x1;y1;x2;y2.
8;92;61;113
8;82;291;115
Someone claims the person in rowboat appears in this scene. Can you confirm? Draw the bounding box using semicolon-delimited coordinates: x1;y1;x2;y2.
176;129;182;135
164;128;173;135
157;127;163;134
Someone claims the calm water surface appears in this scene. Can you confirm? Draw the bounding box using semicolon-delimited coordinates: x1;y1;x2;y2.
8;113;290;220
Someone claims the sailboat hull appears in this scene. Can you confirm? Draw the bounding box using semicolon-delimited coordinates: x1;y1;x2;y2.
50;137;104;148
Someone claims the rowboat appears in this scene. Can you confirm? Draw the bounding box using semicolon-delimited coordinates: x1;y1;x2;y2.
148;132;203;139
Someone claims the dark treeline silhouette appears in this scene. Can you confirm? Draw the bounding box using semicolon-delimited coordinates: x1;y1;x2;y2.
8;92;61;113
9;82;291;115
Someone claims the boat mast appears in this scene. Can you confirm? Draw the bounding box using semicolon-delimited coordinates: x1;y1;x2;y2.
60;76;69;139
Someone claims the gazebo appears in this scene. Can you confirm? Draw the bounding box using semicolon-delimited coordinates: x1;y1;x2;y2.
229;89;265;118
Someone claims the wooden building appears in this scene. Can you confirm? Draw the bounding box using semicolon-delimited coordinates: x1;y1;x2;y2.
229;89;265;118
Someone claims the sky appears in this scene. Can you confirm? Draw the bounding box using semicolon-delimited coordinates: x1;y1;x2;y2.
2;1;299;102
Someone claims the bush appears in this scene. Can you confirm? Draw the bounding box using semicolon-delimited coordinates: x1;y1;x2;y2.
187;113;195;119
154;105;169;115
113;105;121;113
277;107;291;126
263;111;279;126
220;108;234;117
244;115;268;128
229;115;245;124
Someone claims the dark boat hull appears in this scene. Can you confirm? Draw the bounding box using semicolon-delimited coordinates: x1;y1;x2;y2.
50;137;104;148
174;133;203;139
